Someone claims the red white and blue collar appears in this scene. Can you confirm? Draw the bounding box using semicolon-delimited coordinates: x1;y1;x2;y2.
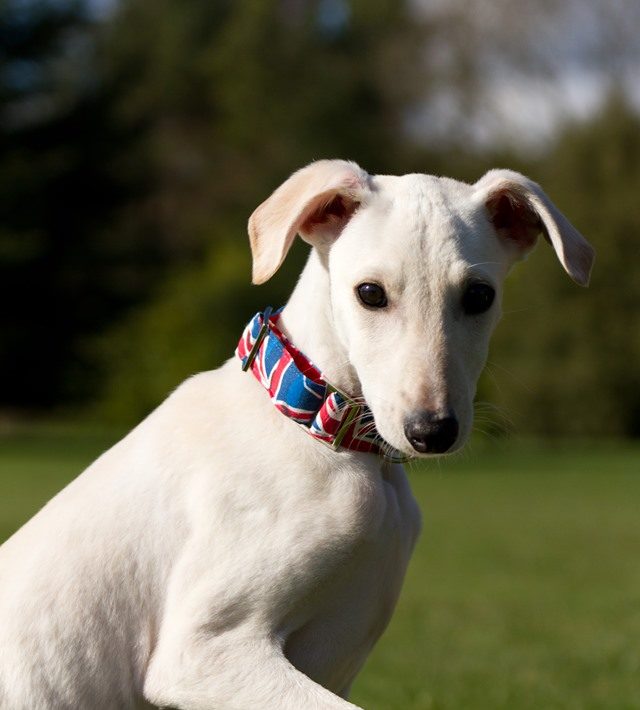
236;307;406;461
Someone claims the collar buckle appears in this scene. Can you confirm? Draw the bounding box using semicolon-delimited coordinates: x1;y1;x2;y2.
241;306;273;372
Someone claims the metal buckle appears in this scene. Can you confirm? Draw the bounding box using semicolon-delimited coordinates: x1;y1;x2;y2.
242;306;273;372
323;383;357;450
325;384;410;462
332;404;360;450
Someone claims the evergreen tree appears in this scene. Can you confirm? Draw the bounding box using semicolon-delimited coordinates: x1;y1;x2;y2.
0;0;161;408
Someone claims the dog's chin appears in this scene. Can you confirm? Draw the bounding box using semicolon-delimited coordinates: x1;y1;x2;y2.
409;439;465;460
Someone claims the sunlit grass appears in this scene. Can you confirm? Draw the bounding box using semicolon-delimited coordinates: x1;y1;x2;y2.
0;422;123;542
1;427;639;709
353;441;640;710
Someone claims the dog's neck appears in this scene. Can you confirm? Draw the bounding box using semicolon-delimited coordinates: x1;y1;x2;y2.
279;250;361;397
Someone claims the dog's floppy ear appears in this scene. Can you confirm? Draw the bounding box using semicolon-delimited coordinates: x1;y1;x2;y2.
248;159;370;284
475;169;595;286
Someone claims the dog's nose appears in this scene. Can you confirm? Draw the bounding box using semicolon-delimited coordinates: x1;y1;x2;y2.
404;411;459;454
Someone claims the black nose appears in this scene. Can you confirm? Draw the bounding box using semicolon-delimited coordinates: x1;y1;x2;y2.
404;411;459;454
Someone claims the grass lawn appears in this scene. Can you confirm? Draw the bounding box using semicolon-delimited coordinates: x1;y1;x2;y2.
1;425;639;709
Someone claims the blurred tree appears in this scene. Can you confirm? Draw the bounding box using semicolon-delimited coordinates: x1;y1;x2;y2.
0;0;169;408
489;94;640;437
93;0;432;421
3;0;639;441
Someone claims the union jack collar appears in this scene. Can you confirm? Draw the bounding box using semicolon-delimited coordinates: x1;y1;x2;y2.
236;308;406;462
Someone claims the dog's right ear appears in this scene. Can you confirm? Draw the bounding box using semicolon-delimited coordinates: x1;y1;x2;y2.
248;160;370;284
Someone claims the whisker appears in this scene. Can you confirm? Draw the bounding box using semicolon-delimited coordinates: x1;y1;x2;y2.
463;261;503;271
486;359;533;393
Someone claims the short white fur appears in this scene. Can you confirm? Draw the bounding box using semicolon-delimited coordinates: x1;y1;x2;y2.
0;160;594;709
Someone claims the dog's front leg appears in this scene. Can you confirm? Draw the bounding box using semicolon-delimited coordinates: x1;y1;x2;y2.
144;634;362;710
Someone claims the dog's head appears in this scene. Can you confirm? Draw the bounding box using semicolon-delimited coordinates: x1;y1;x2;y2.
248;160;594;458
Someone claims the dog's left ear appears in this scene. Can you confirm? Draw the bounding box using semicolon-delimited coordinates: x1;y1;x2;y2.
248;159;370;284
475;169;595;286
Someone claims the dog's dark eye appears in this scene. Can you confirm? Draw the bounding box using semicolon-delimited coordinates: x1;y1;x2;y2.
462;282;495;315
356;282;387;308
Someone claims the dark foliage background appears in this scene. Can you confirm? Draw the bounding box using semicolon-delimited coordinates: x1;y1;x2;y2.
1;0;639;436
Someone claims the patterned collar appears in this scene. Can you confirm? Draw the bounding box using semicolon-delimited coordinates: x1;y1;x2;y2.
236;307;406;461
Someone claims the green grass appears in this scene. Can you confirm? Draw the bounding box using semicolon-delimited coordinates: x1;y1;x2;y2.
1;427;639;709
0;423;123;542
353;442;640;710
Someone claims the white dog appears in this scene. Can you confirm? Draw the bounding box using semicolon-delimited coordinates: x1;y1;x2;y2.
0;160;593;709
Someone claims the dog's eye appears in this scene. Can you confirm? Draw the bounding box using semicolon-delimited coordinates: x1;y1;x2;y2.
356;282;388;308
462;282;495;315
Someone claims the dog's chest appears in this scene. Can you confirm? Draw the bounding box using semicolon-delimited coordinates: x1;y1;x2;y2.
180;380;422;694
272;460;421;693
